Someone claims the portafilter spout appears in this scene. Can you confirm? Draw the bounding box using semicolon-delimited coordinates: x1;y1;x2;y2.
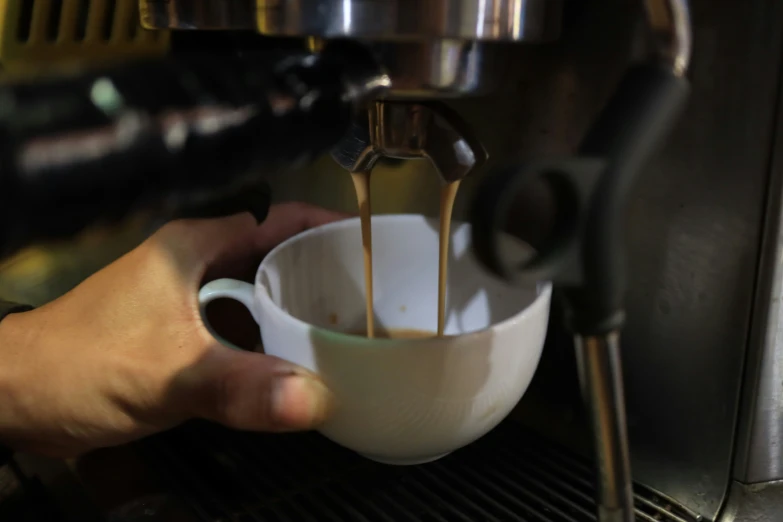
331;100;488;183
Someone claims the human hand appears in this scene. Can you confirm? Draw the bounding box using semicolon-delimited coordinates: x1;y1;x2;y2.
0;202;349;457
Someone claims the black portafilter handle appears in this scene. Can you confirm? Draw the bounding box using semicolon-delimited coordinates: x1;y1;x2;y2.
470;63;690;335
0;40;387;257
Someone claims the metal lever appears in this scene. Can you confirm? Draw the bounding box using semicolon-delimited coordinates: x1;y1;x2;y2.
331;100;488;181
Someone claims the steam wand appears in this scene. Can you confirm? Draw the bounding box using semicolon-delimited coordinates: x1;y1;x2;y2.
470;1;692;521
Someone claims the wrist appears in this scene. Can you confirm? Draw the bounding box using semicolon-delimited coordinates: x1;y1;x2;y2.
0;301;35;350
0;303;35;462
0;301;40;356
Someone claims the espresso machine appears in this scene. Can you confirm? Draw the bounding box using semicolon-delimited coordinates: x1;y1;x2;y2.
1;0;783;521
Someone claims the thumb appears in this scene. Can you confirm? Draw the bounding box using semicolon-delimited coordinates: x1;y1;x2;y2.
189;348;334;432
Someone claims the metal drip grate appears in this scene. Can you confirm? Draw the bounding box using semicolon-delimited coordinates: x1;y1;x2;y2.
139;420;702;522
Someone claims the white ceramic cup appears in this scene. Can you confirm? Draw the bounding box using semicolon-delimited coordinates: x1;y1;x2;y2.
198;214;552;465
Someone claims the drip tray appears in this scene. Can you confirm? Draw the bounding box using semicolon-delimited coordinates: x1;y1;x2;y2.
139;420;700;522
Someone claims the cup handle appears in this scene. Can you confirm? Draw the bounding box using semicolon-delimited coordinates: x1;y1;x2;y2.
198;278;259;349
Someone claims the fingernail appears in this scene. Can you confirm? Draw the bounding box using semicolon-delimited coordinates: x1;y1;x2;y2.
271;372;333;430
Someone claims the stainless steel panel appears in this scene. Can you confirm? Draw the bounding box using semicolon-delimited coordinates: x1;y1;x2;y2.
141;0;564;42
620;0;783;515
733;26;783;484
718;479;783;522
255;0;563;42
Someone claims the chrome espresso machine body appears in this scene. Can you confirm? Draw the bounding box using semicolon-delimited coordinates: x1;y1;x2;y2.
136;2;692;522
2;0;783;521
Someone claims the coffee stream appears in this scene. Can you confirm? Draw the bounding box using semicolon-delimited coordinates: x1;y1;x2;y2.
351;172;375;338
351;171;461;338
437;180;461;336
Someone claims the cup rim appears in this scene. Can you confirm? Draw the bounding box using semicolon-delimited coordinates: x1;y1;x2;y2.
256;214;552;344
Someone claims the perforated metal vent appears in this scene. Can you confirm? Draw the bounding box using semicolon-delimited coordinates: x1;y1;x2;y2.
0;0;168;75
140;420;702;522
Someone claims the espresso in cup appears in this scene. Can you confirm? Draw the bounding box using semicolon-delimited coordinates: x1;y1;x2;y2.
199;215;551;465
348;328;435;339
